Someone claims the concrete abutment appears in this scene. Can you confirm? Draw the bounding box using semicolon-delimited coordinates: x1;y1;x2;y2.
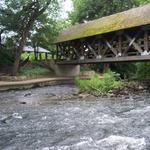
47;61;80;77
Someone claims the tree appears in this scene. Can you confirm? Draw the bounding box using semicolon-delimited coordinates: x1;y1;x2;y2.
70;0;139;24
0;0;59;75
137;0;150;4
31;18;71;59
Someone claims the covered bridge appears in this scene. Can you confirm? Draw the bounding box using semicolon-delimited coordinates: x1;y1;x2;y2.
55;4;150;64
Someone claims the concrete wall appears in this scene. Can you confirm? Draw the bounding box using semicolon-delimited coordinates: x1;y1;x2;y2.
47;61;80;77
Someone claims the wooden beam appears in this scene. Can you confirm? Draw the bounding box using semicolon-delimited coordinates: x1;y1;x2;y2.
59;44;67;59
125;34;143;54
123;31;142;55
72;46;80;58
144;30;149;51
105;40;118;56
45;53;48;60
118;35;122;55
86;44;97;57
56;44;59;60
97;42;101;55
97;42;103;59
56;55;150;65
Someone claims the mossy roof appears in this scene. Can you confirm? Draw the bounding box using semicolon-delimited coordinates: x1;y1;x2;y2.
55;4;150;43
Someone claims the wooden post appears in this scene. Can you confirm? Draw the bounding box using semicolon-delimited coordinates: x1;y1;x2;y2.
103;63;110;73
34;47;38;60
97;42;101;56
45;53;48;60
39;53;42;60
56;45;58;59
118;34;122;56
144;30;149;51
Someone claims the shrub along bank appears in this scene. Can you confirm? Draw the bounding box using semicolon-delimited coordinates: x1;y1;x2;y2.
76;70;123;94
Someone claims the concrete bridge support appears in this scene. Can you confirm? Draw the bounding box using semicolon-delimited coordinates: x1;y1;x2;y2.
47;60;80;77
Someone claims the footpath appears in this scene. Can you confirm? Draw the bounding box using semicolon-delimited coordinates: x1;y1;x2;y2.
0;77;75;91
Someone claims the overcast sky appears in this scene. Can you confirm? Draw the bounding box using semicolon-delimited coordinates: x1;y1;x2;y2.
61;0;73;18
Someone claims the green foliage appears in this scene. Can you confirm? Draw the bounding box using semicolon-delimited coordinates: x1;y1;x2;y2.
80;65;92;72
76;70;123;93
0;0;60;58
136;62;150;80
70;0;138;24
19;65;50;77
0;48;14;65
110;63;137;79
137;0;150;4
21;52;34;61
0;0;59;34
31;19;59;51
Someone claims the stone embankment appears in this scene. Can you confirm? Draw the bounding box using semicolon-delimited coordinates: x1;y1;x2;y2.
0;71;96;91
0;77;75;91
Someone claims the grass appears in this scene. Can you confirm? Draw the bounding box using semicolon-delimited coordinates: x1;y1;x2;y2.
76;70;123;93
19;65;50;77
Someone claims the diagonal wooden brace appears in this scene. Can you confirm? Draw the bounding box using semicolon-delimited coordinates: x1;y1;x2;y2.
86;44;97;57
125;34;143;54
105;40;118;56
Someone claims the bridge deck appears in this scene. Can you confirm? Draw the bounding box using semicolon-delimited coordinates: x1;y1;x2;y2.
56;56;150;65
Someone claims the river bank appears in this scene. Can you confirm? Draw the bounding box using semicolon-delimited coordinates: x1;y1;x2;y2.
75;71;149;98
62;82;150;102
0;75;149;99
0;70;94;91
0;77;75;91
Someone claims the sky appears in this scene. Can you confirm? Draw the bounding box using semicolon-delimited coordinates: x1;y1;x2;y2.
61;0;73;18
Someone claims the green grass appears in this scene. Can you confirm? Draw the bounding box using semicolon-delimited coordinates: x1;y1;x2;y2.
76;70;123;93
19;65;50;77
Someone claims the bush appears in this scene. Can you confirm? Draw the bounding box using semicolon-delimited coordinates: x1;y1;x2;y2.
136;62;150;80
0;48;14;65
76;70;123;93
19;66;50;77
110;63;137;79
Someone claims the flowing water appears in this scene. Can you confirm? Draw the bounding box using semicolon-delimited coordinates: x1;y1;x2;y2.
0;85;150;150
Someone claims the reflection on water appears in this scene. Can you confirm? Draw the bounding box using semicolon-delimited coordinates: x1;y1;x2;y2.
0;85;150;150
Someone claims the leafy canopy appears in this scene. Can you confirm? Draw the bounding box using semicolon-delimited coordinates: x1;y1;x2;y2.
70;0;139;24
0;0;60;48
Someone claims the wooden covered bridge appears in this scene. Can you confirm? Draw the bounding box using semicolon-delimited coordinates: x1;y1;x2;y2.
55;4;150;65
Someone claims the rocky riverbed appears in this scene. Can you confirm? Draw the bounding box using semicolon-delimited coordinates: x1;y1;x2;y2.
0;85;150;150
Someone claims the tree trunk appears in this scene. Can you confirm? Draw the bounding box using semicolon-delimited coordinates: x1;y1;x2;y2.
12;50;22;76
0;30;4;48
12;32;27;76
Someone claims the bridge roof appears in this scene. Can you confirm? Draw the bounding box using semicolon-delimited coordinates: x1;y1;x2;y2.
55;4;150;43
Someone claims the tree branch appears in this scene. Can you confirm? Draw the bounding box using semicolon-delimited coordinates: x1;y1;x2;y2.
39;0;52;14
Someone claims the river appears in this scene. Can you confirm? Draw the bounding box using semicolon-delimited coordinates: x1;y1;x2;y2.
0;85;150;150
